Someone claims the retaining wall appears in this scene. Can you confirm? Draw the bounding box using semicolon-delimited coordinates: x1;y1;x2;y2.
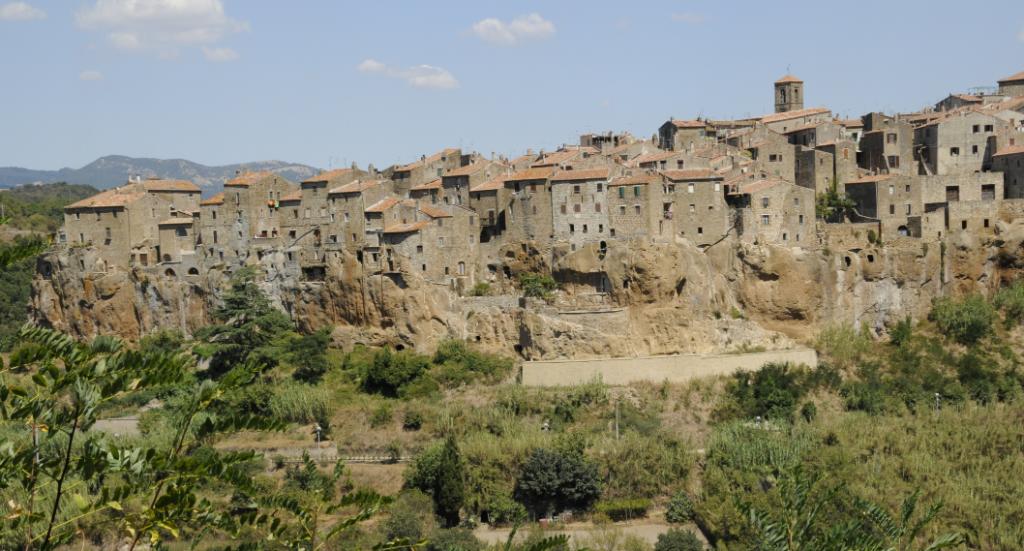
521;348;817;386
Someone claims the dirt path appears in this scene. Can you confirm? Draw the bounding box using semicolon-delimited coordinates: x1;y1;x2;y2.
473;520;699;546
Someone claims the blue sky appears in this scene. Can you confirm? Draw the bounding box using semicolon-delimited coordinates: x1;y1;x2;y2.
1;0;1023;170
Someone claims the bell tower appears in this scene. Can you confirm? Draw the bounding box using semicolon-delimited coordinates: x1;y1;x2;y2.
774;74;804;113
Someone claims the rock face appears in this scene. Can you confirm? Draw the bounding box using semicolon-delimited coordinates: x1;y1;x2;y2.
30;229;1024;359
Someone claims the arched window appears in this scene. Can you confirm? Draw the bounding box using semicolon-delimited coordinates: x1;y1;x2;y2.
162;254;172;262
897;226;909;237
187;267;200;275
164;268;176;277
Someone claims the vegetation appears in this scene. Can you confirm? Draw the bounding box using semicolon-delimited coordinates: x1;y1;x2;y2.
814;181;856;221
518;273;557;300
513;446;602;518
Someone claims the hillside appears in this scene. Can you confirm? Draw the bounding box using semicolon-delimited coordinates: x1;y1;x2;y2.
0;155;321;191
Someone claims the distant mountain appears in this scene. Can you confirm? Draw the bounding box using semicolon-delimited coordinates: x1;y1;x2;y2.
0;155;322;192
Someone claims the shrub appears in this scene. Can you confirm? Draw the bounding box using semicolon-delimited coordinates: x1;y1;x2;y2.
403;408;424;431
994;281;1024;327
469;282;491;297
382;490;437;542
369;402;393;428
723;362;808;422
426;527;483;551
929;294;995;346
484;494;527;526
816;324;873;369
518;272;557;300
655;529;703;551
361;348;432;396
800;401;817;423
889;316;914;347
665;492;694;524
513;447;601;517
595;498;651;521
289;328;332;383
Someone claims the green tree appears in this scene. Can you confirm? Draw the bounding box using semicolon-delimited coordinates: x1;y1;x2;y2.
434;436;465;527
655;529;704;551
929;294;995;346
518;273;557;300
290;328;333;383
513;447;601;518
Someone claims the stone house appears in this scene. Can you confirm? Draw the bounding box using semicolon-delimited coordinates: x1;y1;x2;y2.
381;202;478;285
157;216;197;273
658;119;716;151
225;171;298;248
997;71;1024;97
774;75;804;113
632;150;703;172
728;179;815;247
991;144;1024;198
659;169;728;246
391;148;462;193
859;116;915;176
759;107;832;134
503;166;556;243
608;173;660;240
744;127;796;181
816;139;859;188
409;178;442;204
441;160;502;207
198;192;232;266
934;94;984;112
914;111;1007;175
838;119;864;149
550;168;612;250
784;120;843;149
844;174;923;238
469;175;510;242
326;179;393;250
795;148;835;195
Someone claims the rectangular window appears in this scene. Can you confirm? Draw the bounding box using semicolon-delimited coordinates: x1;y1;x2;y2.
985;124;994;132
689;204;695;213
972;125;980;133
888;155;900;168
634;205;641;215
761;214;770;225
596;183;603;192
634;186;641;197
687;183;694;194
889;204;895;215
573;185;581;194
595;203;601;213
619;205;626;215
573;204;581;213
569;224;575;233
582;224;588;233
972;145;979;154
761;197;770;208
618;187;625;198
950;147;960;156
561;204;567;214
887;133;897;143
798;215;804;225
905;204;911;215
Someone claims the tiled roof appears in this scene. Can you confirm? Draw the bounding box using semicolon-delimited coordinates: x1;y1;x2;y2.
470;177;506;192
158;217;194;226
775;74;802;84
200;192;225;206
632;150;678;164
383;220;430;234
410;178;442;191
531;149;580;167
302;168;353;184
444;162;488;178
551;168;610;181
395;148;460;172
365;196;400;213
329;179;383;195
668;119;709;128
609;174;657;186
993;144;1024;157
226;171;273;187
418;204;452;218
65;189;145;209
847;174;892;184
141;179;200;192
839;119;864;128
760;107;831;124
279;190;302;202
738;179;784;195
505;166;555;182
998;70;1024;84
660;169;721;181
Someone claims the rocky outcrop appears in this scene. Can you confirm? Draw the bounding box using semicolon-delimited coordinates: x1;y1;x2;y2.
30;227;1024;359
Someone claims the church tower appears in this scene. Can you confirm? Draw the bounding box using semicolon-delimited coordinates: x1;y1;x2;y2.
774;74;804;113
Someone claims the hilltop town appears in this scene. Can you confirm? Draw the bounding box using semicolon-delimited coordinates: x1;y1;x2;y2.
32;71;1024;356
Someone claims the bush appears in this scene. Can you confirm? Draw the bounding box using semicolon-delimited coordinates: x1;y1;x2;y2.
513;447;601;517
382;490;437;542
889;316;914;347
426;527;483;551
369;402;393;428
595;498;651;521
929;294;995;346
289;328;332;383
994;281;1024;327
518;273;557;300
800;401;817;423
361;348;432;396
722;362;808;422
403;408;424;431
816;324;872;369
655;529;704;551
469;282;491;297
484;494;527;526
665;492;694;524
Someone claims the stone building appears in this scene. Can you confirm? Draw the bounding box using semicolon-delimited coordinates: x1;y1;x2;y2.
744;127;797;181
469;175;510;242
795;148;835;194
859;115;915;176
391;148;462;192
658;119;716;151
774;74;804;113
409;178;442;204
503;167;555;243
659;169;728;246
997;71;1024;97
440;160;502;207
844;174;923;238
914;110;1006;175
759;107;832;134
992;144;1024;198
608;173;659;240
326;179;393;249
728;179;815;247
550;168;612;250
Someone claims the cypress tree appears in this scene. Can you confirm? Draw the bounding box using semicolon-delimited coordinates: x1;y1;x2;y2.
433;436;465;527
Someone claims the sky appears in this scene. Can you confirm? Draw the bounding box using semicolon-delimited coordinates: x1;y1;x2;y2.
1;0;1023;171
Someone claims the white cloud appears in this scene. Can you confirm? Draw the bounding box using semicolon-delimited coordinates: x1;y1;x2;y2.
76;0;247;58
202;46;238;62
357;59;458;90
671;12;706;24
0;2;45;21
79;70;104;81
471;13;555;46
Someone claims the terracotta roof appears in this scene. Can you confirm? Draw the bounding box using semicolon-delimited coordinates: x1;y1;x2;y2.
551;168;610;182
775;74;802;84
226;171;274;187
760;107;831;124
609;174;657;186
993;144;1024;157
365;196;400;213
418;204;452;218
846;174;893;184
200;192;225;206
329;179;383;195
782;122;824;134
141;179;200;193
410;178;442;192
383;220;430;234
505;166;555;182
158;217;194;226
444;162;487;178
998;70;1024;84
65;188;145;209
470;176;506;192
531;149;580;167
279;190;302;202
660;169;721;181
395;148;459;172
668;119;709;128
950;94;982;103
839;119;864;128
738;179;784;195
632;150;678;164
302;168;353;184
